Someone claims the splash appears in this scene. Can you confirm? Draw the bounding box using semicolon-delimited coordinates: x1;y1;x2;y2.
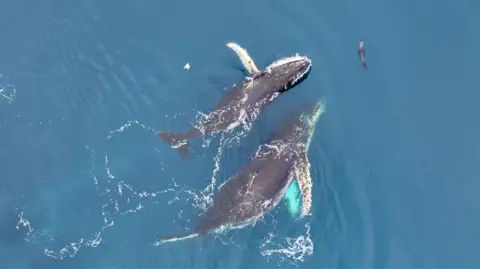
260;223;314;267
106;120;156;139
12;98;314;263
178;98;268;210
195;108;315;266
13;119;202;259
193;116;315;266
14;142;189;259
0;75;17;104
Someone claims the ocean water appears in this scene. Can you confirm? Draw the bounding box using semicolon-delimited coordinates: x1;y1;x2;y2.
1;0;479;268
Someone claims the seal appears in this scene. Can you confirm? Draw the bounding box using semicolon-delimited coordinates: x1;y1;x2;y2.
358;39;367;69
156;42;312;159
156;100;326;244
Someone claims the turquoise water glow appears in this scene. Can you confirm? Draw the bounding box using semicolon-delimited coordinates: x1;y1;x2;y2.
285;180;301;216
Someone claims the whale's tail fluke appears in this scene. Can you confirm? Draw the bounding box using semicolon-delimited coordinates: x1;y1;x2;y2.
156;131;190;159
155;232;199;245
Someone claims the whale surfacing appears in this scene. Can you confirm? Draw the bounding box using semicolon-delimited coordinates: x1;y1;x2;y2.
156;42;312;159
156;100;326;245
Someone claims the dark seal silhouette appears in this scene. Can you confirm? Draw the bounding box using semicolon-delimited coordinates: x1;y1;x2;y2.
358;39;367;69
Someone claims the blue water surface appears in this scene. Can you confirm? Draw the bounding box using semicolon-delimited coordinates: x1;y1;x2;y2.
1;0;479;269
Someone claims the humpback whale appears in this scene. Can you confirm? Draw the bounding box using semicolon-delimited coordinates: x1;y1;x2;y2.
156;42;312;159
156;100;326;244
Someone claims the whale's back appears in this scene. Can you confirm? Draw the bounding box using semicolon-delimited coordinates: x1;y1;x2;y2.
195;153;294;234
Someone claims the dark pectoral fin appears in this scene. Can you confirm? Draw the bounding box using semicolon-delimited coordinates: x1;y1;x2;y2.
294;151;313;217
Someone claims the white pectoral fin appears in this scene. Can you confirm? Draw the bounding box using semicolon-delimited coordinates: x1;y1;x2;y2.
294;151;312;217
226;42;260;74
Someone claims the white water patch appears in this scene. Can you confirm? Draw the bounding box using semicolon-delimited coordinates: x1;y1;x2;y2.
189;137;314;265
103;113;253;216
13;143;189;259
11;93;308;262
192;86;279;144
265;54;311;71
177;91;276;209
104;120;249;239
13;119;205;259
0;75;17;104
260;223;314;266
106;120;157;139
188;100;315;265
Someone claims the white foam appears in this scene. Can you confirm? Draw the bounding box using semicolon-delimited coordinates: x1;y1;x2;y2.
0;82;17;104
15;125;190;259
265;54;311;71
260;223;314;265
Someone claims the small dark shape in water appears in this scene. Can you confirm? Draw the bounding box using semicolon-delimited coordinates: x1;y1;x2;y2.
358;39;367;69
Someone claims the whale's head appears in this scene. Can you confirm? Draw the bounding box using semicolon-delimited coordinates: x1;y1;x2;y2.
272;99;326;151
263;54;312;93
277;99;325;150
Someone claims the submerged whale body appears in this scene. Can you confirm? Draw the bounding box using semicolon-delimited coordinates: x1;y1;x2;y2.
156;42;312;159
156;100;326;245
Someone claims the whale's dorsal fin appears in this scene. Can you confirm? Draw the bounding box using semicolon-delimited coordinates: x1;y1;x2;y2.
226;42;260;75
294;151;312;217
